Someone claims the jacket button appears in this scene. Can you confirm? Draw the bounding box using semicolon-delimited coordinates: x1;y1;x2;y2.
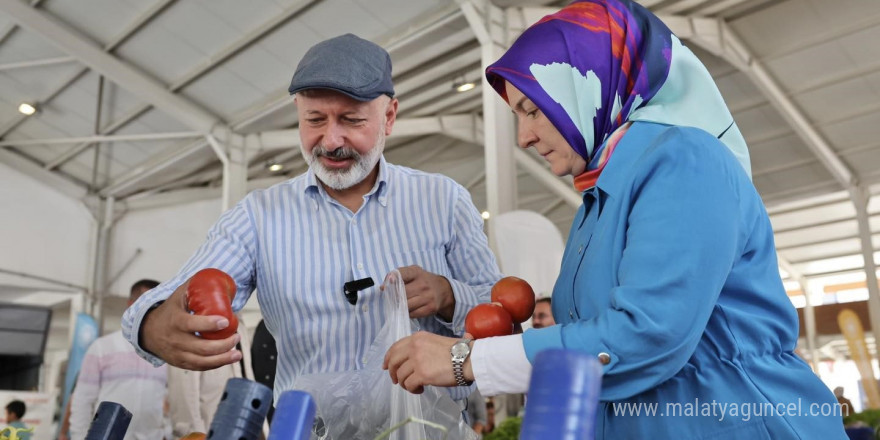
598;352;611;365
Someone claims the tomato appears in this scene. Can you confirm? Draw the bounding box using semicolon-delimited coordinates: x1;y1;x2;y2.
178;433;206;440
465;303;514;339
491;276;536;323
186;268;238;340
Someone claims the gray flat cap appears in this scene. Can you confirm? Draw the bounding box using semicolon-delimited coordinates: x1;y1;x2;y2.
288;33;394;101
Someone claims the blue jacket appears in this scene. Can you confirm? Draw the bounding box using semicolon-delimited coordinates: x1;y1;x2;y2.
523;121;846;439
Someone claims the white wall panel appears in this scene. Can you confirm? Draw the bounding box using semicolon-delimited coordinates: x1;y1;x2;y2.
0;162;92;290
107;197;222;296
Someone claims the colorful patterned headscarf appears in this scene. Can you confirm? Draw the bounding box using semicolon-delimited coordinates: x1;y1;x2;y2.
486;0;751;190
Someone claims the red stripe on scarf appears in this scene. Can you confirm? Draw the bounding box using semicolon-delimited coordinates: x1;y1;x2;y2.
573;122;631;192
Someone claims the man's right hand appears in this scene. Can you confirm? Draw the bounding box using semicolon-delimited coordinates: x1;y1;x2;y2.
140;278;242;371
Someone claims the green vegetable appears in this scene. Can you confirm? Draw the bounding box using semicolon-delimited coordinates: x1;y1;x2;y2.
483;416;522;440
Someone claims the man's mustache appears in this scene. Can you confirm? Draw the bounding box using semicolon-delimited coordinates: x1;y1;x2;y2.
314;146;358;160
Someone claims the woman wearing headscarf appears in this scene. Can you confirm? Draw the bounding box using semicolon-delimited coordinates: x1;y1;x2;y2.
384;1;846;438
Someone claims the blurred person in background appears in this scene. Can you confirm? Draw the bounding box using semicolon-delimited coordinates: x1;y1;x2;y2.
4;400;31;440
530;297;555;329
70;279;167;440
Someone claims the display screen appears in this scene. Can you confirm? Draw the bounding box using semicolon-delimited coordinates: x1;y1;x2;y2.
0;303;52;356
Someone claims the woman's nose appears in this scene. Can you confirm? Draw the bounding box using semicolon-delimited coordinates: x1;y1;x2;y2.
517;124;537;149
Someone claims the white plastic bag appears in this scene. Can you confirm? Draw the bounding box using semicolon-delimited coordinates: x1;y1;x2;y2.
291;270;478;440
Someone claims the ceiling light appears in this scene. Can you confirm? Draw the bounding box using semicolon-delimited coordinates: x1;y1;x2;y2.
268;162;283;172
481;211;491;220
455;81;476;93
452;72;476;93
18;102;37;115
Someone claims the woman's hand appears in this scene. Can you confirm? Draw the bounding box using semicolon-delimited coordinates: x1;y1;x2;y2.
383;331;474;394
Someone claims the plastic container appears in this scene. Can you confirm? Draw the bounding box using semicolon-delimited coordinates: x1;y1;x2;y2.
266;390;316;440
207;378;273;440
84;401;132;440
520;349;603;440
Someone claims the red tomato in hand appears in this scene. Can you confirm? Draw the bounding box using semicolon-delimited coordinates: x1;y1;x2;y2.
465;303;514;339
491;276;536;323
186;268;238;340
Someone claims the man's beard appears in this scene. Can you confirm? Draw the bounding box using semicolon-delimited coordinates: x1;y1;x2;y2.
301;134;385;190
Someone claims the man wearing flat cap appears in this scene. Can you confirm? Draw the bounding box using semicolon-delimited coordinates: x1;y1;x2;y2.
122;33;500;434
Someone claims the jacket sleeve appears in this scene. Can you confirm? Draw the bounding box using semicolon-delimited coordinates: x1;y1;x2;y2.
523;127;749;401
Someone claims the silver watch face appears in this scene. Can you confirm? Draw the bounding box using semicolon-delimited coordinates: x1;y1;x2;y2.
451;341;470;358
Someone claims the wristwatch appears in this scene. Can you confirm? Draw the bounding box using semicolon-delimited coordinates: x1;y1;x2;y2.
450;338;474;386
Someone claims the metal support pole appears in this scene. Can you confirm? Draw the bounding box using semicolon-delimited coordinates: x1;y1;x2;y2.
459;0;517;248
90;75;105;192
91;196;114;334
778;255;820;372
206;133;249;212
851;186;880;353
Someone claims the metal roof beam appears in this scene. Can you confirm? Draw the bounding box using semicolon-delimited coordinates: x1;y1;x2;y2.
95;5;474;193
0;0;41;45
38;0;174;170
0;55;76;71
656;13;856;189
0;131;202;148
99;139;208;197
691;0;752;16
0;148;88;199
0;0;221;134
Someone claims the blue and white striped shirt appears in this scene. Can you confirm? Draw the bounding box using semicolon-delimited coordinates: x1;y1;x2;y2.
122;157;501;400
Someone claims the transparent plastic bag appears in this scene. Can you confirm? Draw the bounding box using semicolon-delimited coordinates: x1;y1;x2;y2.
291;270;478;440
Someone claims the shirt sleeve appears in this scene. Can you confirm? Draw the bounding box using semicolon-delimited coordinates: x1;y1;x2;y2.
427;184;501;335
471;334;532;396
69;344;102;440
522;127;747;401
121;197;259;365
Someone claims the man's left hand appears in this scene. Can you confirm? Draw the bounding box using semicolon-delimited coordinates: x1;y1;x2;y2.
397;265;455;321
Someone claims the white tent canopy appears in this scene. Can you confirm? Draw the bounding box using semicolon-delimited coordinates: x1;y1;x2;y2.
1;0;879;367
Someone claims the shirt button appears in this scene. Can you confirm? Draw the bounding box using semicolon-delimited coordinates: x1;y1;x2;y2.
598;352;611;365
362;305;368;312
352;219;358;225
362;356;368;364
578;245;583;254
357;263;364;270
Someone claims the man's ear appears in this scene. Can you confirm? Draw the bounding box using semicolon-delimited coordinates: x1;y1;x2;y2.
384;98;399;136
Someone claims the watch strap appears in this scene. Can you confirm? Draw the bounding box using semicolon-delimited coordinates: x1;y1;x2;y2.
452;339;473;386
